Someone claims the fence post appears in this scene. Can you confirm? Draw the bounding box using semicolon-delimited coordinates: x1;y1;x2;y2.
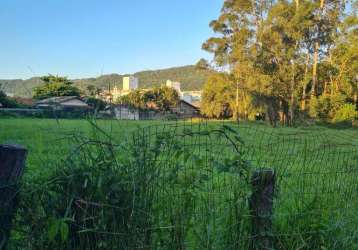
0;144;27;250
249;169;275;250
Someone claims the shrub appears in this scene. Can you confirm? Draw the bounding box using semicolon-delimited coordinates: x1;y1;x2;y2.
309;96;331;120
332;104;357;123
309;94;350;122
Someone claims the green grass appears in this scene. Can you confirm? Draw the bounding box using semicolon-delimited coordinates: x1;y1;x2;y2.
1;117;358;249
0;118;154;175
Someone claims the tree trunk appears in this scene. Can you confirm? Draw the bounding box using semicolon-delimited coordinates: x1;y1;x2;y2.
301;52;310;111
311;0;325;98
267;101;277;127
311;41;319;97
290;61;295;126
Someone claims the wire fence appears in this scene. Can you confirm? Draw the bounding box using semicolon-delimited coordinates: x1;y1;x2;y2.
1;119;358;249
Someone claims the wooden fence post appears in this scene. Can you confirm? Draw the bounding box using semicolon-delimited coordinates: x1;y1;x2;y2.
0;144;27;250
249;169;275;250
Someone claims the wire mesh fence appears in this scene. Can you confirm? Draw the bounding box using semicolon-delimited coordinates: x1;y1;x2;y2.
2;119;358;249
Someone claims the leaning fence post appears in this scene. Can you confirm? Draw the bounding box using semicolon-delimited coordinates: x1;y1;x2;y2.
249;169;275;250
0;144;27;250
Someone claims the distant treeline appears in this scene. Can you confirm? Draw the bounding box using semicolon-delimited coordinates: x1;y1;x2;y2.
0;65;212;97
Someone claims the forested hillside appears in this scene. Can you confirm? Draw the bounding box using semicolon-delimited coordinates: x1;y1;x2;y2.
0;65;211;97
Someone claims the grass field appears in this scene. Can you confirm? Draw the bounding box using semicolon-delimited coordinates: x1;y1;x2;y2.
1;117;357;175
1;117;358;249
0;118;155;175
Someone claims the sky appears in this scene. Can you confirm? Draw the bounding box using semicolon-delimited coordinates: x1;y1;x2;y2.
0;0;222;79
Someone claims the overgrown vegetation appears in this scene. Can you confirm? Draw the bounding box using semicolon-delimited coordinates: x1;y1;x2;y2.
2;118;358;249
8;120;252;249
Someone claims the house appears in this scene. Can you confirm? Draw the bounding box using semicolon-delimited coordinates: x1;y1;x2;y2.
181;91;202;103
171;100;200;118
35;96;90;110
103;105;139;120
12;97;34;107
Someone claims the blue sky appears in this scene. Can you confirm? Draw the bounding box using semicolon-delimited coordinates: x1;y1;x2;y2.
0;0;222;79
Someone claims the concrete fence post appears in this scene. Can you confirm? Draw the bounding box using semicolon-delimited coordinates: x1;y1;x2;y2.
249;169;275;250
0;144;27;250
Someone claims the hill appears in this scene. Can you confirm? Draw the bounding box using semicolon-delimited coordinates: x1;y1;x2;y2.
0;65;212;97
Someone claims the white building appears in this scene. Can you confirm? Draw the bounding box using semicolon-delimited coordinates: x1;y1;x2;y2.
123;76;139;91
166;80;181;93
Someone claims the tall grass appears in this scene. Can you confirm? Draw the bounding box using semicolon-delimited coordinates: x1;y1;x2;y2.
2;118;358;249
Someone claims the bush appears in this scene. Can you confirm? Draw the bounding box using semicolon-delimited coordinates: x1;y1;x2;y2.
309;96;331;120
309;94;350;122
333;104;357;123
0;91;20;108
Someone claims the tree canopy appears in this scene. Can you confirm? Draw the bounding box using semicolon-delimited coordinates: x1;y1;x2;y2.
118;86;180;111
202;0;357;125
33;75;81;100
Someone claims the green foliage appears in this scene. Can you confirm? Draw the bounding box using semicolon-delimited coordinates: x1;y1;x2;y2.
195;58;209;70
117;89;146;109
145;86;180;111
203;0;354;126
309;96;331;120
333;104;357;123
118;86;180;111
33;75;81;100
310;93;349;121
0;91;20;108
15;124;157;249
134;65;212;91
201;73;257;119
86;85;101;97
3;118;358;248
201;73;234;118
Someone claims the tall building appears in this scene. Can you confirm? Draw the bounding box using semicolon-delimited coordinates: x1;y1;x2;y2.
166;80;181;93
123;76;139;91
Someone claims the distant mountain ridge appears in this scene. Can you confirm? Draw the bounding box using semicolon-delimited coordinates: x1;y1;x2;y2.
0;65;211;97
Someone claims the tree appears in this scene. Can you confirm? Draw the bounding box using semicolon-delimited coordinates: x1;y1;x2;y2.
195;58;210;70
145;86;180;111
118;90;146;109
202;0;353;126
118;86;180;112
86;85;101;97
33;75;81;100
201;73;234;118
0;91;19;108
